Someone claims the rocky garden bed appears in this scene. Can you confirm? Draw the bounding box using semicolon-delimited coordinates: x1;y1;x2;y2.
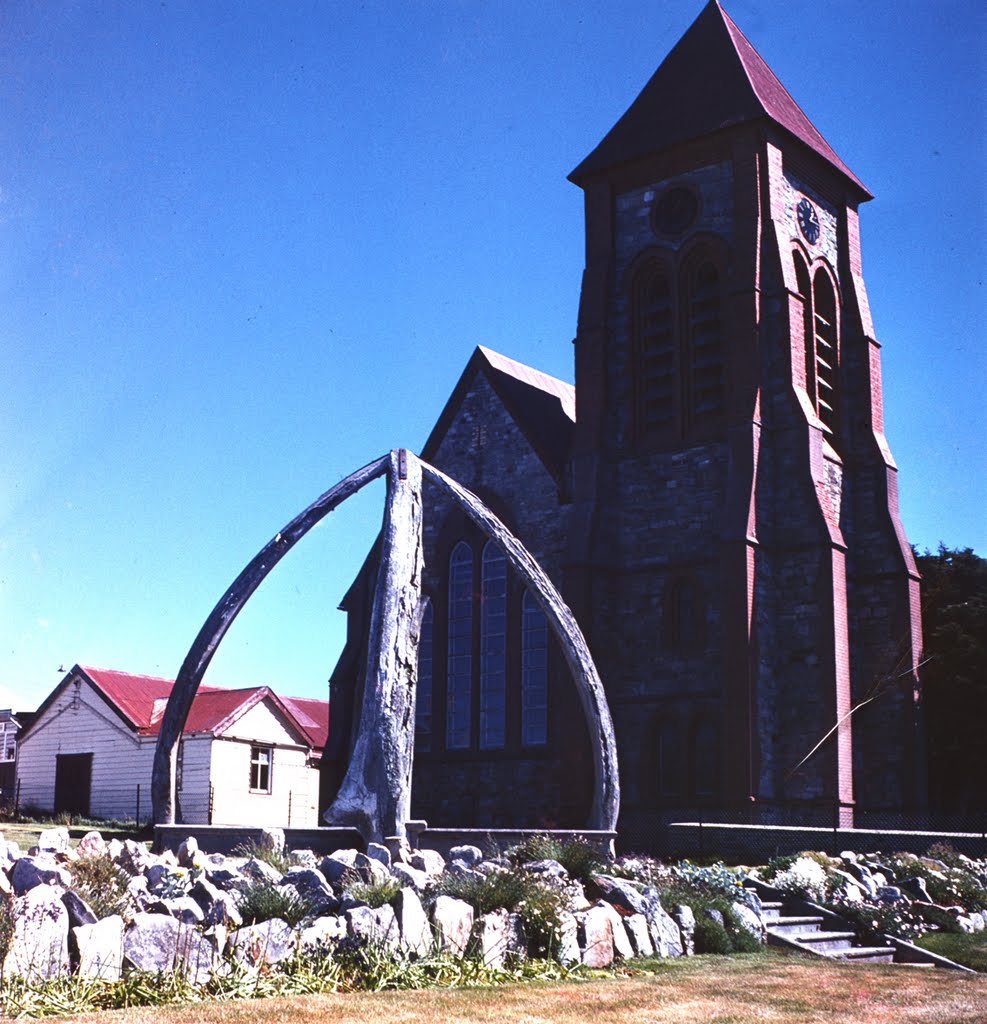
0;828;982;1013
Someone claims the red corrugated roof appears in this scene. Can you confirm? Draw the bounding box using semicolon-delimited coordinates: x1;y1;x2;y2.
279;696;330;750
77;666;328;749
569;0;869;197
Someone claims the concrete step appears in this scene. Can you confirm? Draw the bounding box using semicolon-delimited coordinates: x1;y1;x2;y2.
836;945;896;964
759;901;784;920
796;930;857;953
768;915;824;936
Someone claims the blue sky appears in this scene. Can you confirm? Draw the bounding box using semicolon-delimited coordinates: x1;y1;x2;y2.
1;0;984;712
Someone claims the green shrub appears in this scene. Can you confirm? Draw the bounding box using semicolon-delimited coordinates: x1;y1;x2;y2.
430;868;567;960
233;837;295;875
71;852;131;919
235;880;308;927
509;835;605;883
339;869;401;909
693;915;731;954
724;911;763;953
925;841;964;868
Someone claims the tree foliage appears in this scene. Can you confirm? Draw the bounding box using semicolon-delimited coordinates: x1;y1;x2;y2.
916;545;987;812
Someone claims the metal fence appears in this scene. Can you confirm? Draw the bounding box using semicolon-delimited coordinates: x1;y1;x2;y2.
619;800;987;863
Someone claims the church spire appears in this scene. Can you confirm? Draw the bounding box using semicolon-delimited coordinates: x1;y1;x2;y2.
569;0;869;197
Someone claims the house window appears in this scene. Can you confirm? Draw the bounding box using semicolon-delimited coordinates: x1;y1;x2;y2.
480;542;507;749
416;603;433;752
249;746;272;793
446;541;474;749
521;591;548;746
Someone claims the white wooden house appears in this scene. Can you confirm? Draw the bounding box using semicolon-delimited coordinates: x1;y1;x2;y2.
16;666;329;826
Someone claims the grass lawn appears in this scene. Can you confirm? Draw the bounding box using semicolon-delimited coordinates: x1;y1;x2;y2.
915;930;987;973
0;820;148;853
29;952;987;1024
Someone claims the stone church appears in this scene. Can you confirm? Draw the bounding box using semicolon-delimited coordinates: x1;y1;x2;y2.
324;1;925;847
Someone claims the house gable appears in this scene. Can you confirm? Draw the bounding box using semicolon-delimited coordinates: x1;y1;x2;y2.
216;694;309;748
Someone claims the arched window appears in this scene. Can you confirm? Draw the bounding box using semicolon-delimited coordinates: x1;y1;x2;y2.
794;253;814;402
795;255;839;445
479;542;507;749
446;542;473;749
633;264;677;440
416;603;433;752
521;591;548;746
686;260;724;431
812;269;838;440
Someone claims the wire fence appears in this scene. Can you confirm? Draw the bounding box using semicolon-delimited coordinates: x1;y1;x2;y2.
619;800;987;863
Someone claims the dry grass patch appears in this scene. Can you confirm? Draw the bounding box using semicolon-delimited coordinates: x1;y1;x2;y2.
32;953;987;1024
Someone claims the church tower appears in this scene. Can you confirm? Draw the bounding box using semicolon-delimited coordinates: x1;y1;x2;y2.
565;0;924;838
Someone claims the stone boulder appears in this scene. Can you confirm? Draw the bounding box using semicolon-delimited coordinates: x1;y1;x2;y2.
391;862;429;891
366;842;391;868
641;888;683;957
147;895;206;926
230;918;296;967
392;887;432;955
319;849;360;885
123;913;217;985
280;866;337;916
447;845;483;868
345;904;400;951
61;890;98;930
4;884;71;980
408;848;445;877
73;915;124;980
430;895;474;956
729;902;764;943
553;909;581;965
672;904;695;956
624;913;654;957
37;827;71;856
578;903;614;967
75;831;107;859
11;856;72;896
473;908;511;968
118;840;156;876
299;915;347;950
592;874;649;915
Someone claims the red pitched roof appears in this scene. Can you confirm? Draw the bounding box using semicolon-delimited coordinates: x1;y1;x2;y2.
569;0;869;197
73;666;328;749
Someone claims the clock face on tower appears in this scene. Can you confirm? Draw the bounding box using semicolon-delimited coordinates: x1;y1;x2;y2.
797;197;820;245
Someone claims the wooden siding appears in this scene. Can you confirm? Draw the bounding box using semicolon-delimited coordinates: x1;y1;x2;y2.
16;676;152;821
209;737;319;827
222;700;301;746
175;734;213;824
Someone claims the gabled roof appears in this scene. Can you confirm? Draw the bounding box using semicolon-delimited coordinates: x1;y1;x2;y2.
24;665;328;751
421;346;576;482
569;0;869;198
